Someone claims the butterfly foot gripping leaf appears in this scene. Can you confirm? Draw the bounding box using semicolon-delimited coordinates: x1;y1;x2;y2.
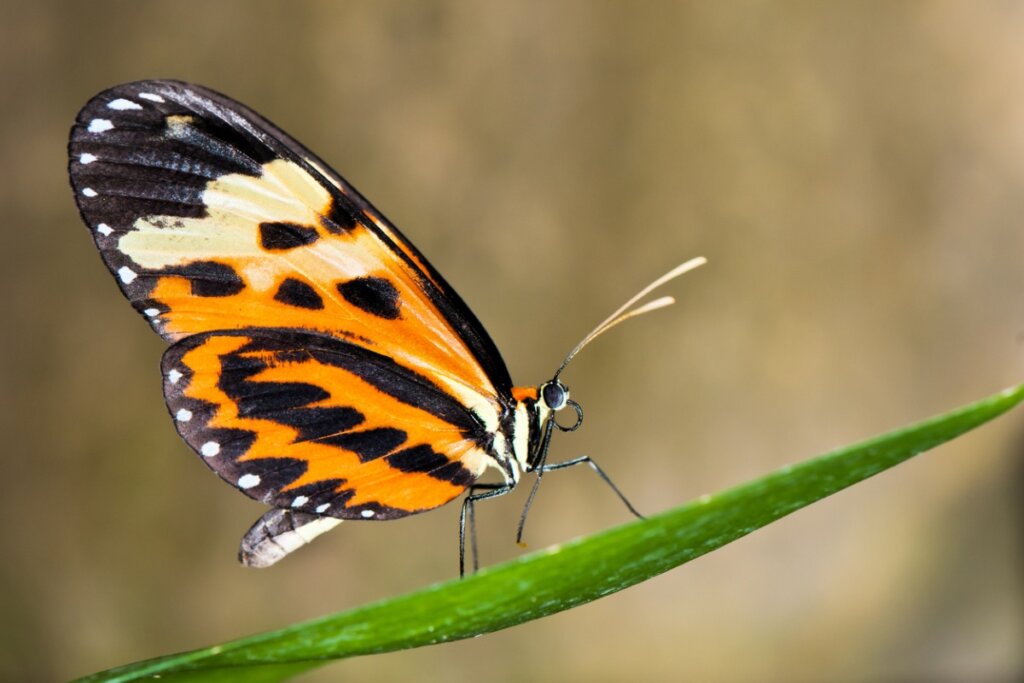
69;80;704;569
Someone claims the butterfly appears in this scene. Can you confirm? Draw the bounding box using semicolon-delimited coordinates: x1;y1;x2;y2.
68;80;705;573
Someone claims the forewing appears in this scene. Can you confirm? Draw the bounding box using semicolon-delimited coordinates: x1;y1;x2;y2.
68;80;512;410
163;328;494;519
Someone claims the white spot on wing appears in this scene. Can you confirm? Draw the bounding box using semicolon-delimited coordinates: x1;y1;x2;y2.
81;187;97;197
87;118;114;133
238;473;261;489
117;266;137;284
360;509;375;518
291;495;309;508
79;153;97;164
316;503;330;513
138;92;165;103
167;369;183;384
200;441;220;457
144;308;160;317
175;409;192;422
96;223;113;236
107;98;142;110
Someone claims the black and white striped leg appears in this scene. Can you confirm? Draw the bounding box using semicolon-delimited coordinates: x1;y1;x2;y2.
459;483;514;577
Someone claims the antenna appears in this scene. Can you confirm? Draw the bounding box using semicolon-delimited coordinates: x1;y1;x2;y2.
552;256;707;380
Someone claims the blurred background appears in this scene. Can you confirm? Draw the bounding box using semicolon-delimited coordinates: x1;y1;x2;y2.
2;1;1023;681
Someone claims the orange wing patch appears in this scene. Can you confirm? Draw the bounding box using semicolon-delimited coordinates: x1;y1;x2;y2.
163;329;492;519
118;156;498;411
68;80;512;420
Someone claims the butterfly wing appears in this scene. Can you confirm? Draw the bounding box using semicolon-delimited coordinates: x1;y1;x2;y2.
67;80;512;411
68;81;514;526
163;329;492;519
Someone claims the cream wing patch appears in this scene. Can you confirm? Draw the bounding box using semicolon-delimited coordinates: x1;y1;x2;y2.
115;153;504;420
117;159;375;292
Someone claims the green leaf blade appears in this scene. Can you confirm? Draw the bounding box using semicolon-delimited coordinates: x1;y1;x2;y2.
73;384;1024;683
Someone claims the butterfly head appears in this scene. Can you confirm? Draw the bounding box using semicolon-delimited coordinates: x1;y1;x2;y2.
512;379;581;473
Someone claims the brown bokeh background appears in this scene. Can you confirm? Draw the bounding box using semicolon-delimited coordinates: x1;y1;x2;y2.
3;2;1023;681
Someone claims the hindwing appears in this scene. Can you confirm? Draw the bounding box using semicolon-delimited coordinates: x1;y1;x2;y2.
163;329;493;518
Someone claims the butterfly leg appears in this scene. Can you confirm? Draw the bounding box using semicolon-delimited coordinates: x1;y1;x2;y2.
516;455;644;546
459;483;514;578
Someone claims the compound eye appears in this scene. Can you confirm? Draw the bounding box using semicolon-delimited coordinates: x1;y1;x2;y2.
542;381;568;410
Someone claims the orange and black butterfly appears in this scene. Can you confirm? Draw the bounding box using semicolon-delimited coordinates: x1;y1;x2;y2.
68;80;704;573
